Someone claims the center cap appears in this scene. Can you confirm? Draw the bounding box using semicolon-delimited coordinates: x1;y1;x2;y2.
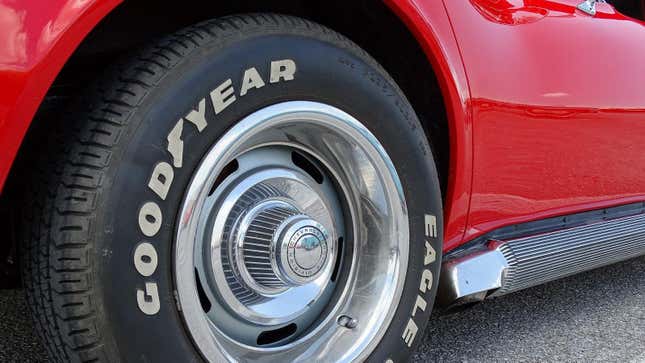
285;224;328;279
235;199;333;294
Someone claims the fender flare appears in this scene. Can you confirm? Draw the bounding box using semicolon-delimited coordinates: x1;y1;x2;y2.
0;0;122;191
385;0;473;249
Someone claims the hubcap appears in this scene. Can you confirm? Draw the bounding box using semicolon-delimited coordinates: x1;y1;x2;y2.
236;201;331;290
174;101;409;362
204;160;341;327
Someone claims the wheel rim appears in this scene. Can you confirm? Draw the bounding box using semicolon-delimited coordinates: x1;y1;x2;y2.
175;101;409;362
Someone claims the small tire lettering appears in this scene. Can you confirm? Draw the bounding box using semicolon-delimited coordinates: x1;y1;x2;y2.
148;162;174;201
134;242;158;277
402;214;438;348
138;202;162;237
402;318;418;347
137;282;161;316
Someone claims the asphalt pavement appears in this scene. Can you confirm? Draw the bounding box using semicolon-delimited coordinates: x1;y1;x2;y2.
1;257;644;362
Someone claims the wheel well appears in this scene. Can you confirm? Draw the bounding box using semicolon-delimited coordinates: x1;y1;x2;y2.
1;0;449;284
25;0;448;191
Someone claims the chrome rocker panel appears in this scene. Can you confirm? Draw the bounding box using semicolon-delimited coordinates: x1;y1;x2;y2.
438;206;645;308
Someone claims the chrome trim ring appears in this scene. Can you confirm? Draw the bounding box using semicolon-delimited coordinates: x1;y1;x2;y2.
175;101;409;362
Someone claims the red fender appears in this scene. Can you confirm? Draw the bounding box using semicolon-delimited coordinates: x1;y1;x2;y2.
385;0;473;249
0;0;121;191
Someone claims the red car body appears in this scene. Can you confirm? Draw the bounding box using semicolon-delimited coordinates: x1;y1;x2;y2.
1;0;644;253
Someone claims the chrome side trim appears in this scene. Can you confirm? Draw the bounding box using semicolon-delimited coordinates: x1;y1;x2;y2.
437;248;508;307
438;212;645;308
576;0;607;17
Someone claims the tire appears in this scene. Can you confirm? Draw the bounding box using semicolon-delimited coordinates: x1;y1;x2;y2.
22;14;443;363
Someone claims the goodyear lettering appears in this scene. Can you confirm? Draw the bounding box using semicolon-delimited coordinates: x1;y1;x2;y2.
135;59;297;315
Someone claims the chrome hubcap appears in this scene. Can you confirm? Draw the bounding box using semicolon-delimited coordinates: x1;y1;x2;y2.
175;101;409;362
202;153;342;328
235;201;331;290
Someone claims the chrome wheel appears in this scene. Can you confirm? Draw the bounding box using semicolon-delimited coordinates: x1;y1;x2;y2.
175;101;409;362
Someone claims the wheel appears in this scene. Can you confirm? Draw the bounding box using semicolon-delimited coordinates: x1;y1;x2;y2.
21;14;443;362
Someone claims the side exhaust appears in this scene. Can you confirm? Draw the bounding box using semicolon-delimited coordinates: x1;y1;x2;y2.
438;210;645;309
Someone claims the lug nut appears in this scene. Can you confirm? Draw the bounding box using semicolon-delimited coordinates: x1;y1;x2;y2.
337;315;358;329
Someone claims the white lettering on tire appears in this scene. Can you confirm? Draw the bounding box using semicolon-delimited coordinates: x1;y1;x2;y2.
134;242;159;277
270;59;297;83
184;98;208;131
148;162;174;201
137;282;161;315
402;318;418;347
419;269;433;293
240;67;266;96
134;59;297;315
211;79;236;114
138;202;162;237
425;214;437;238
167;119;185;168
402;214;437;347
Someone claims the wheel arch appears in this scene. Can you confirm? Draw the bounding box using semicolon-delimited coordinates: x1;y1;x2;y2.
0;0;122;193
383;0;472;248
2;0;472;250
